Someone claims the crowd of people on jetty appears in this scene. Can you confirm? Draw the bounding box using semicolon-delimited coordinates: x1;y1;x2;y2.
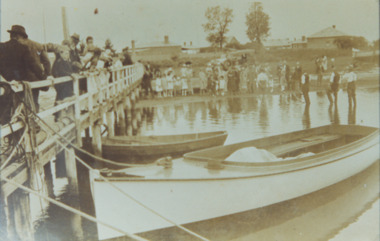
0;25;134;114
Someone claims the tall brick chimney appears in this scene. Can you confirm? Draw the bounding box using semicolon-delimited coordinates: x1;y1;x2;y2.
131;40;135;51
164;35;169;44
190;41;192;46
184;42;186;46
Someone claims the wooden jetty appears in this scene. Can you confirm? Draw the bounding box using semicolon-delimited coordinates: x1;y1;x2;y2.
0;64;144;240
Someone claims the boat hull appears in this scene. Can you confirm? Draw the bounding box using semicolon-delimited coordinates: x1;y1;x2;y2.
102;131;228;162
92;132;379;240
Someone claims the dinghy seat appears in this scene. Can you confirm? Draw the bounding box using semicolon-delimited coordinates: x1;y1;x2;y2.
267;134;343;157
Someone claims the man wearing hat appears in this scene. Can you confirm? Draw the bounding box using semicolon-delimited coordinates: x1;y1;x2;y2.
0;25;44;106
326;67;340;105
68;33;83;72
122;47;133;66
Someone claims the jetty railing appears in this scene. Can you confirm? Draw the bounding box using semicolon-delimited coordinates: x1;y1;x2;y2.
0;63;144;240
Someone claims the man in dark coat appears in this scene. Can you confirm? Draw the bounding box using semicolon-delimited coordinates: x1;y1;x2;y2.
122;47;133;66
227;63;240;94
0;25;44;81
17;27;52;111
18;35;51;80
68;33;83;73
142;64;153;97
0;25;44;111
294;61;302;91
301;72;310;106
283;60;290;90
326;67;340;105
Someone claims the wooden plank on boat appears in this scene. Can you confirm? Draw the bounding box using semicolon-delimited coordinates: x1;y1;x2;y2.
267;134;342;156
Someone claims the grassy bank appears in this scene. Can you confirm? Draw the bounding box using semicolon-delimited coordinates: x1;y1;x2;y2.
143;48;378;78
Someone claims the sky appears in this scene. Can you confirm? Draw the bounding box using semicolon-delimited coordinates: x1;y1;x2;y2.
1;0;379;51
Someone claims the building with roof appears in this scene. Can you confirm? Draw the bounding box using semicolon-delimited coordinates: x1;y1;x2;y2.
225;36;240;46
291;36;307;49
132;36;182;60
182;41;200;54
307;25;349;49
263;39;292;50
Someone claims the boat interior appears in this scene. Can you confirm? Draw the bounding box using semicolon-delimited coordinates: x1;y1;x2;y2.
184;125;378;164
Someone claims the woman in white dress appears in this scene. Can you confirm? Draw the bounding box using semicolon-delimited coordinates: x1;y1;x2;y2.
166;68;174;97
198;71;207;95
181;77;188;96
161;69;168;97
155;72;163;97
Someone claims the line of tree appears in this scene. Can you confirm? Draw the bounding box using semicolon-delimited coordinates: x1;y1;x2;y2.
202;6;234;50
246;2;270;46
203;2;270;50
334;36;370;50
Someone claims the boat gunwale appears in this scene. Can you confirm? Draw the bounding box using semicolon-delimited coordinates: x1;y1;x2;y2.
101;130;228;147
94;138;379;182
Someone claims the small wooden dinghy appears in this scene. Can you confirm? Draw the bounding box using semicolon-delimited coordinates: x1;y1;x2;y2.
92;125;378;240
101;131;228;162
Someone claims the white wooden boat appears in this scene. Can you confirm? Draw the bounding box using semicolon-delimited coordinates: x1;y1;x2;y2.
91;125;379;240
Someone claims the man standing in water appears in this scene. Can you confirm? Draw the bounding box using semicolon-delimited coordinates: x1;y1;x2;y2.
301;72;310;106
326;67;340;105
346;65;357;107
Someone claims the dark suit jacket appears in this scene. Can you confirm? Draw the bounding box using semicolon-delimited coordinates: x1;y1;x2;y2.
0;39;44;81
122;53;133;66
21;39;51;79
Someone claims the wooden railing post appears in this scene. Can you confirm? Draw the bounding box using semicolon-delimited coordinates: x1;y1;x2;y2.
64;147;79;194
116;103;126;134
111;70;116;97
106;111;115;137
72;74;82;147
91;121;102;156
87;75;94;113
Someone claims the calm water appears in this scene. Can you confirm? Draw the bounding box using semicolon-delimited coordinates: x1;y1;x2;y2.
33;88;379;241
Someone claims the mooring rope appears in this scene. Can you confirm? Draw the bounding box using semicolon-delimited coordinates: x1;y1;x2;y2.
37;117;158;168
39;119;211;241
0;103;29;170
0;175;148;241
5;80;210;241
0;128;27;170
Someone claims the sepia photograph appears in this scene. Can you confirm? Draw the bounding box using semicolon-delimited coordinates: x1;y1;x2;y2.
0;0;379;240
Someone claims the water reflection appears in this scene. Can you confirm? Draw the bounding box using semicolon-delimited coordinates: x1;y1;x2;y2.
143;107;154;125
348;105;356;125
227;97;242;114
134;89;378;143
328;103;340;125
258;95;269;132
302;104;311;129
208;100;219;121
